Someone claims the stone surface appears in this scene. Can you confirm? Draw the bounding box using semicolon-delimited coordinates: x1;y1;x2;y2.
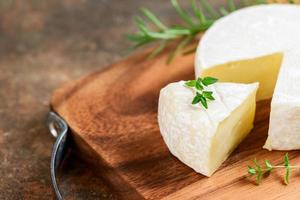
0;0;223;199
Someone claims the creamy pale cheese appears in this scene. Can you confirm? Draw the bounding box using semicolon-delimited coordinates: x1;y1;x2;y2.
265;51;300;150
195;4;300;150
158;81;258;176
199;53;283;101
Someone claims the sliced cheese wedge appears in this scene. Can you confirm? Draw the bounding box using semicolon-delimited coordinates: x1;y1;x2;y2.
158;81;259;176
195;4;300;150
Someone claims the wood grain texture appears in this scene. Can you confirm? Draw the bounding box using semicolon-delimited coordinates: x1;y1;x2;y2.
51;48;300;200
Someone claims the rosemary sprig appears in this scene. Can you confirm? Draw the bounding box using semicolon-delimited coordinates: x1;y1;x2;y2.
126;0;274;63
248;153;300;185
185;77;218;109
127;0;298;63
126;0;241;63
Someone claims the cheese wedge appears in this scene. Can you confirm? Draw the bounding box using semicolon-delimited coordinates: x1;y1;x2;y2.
195;4;300;150
158;81;258;176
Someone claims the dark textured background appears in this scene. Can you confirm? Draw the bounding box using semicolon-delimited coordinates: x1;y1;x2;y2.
0;0;224;199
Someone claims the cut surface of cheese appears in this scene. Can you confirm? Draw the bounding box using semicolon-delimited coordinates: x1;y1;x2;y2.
264;50;300;150
200;53;283;100
158;81;258;176
195;4;300;150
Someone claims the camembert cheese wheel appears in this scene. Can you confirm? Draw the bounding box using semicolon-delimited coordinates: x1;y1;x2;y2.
195;4;300;150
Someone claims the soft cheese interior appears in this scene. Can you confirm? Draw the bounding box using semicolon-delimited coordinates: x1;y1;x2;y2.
195;4;300;150
158;82;258;176
265;50;300;150
199;53;283;101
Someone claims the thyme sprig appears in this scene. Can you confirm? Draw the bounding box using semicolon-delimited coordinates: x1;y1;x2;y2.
185;77;218;109
248;153;300;185
127;0;272;63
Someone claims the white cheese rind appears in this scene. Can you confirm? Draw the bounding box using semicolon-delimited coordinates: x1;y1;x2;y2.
196;4;300;75
195;4;300;150
158;81;258;176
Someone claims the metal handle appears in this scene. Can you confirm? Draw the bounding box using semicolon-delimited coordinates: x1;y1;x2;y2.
48;112;69;200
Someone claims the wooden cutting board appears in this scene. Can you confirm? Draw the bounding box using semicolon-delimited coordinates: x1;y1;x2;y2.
50;47;300;200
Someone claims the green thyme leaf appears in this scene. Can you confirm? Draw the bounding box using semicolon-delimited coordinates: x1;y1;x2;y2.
195;80;204;90
253;158;263;185
256;171;263;185
199;95;208;109
185;80;197;87
253;158;260;169
202;91;212;95
265;160;273;172
201;77;218;86
196;77;202;83
284;153;290;185
192;92;202;104
285;167;290;185
248;166;257;176
284;153;290;166
202;91;215;100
